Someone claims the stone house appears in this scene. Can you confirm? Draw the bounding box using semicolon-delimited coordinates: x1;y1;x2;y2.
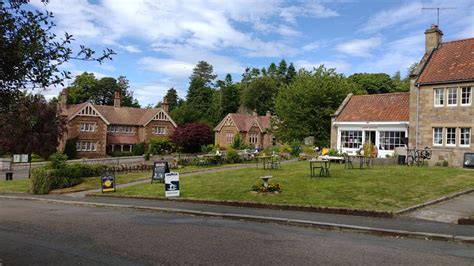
409;25;473;167
214;112;275;150
58;89;177;158
330;92;410;158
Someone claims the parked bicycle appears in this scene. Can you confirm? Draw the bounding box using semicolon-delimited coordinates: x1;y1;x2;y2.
406;147;432;166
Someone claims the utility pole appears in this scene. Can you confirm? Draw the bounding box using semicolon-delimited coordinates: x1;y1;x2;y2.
421;7;456;27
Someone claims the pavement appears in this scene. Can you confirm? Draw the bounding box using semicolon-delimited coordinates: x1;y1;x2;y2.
2;199;473;265
406;192;474;223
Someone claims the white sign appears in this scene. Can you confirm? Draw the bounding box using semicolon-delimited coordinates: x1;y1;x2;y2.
165;172;180;197
21;154;29;163
13;155;21;163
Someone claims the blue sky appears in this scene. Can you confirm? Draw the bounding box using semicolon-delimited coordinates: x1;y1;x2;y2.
31;0;474;106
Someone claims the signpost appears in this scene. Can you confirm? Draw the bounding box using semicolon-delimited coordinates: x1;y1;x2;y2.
165;172;180;197
101;170;116;193
13;155;20;163
151;161;170;183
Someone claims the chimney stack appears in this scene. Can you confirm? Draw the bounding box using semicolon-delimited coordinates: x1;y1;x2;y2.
252;110;257;117
266;111;271;117
424;24;443;54
162;96;169;113
60;88;68;109
114;90;121;108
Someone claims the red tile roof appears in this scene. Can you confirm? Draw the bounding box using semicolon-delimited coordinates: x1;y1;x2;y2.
215;113;273;132
335;93;409;122
418;38;474;85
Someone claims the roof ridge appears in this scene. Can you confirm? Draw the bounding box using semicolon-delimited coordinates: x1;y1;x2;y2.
442;37;474;45
352;92;409;97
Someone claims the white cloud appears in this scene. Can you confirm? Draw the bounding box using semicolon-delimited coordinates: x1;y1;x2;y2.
295;59;351;73
302;41;322;51
335;37;382;57
362;2;424;33
138;58;195;78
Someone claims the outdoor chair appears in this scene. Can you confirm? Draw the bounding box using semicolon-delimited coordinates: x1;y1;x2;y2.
344;154;353;169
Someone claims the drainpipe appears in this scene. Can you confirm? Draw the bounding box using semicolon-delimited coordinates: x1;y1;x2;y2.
415;83;420;150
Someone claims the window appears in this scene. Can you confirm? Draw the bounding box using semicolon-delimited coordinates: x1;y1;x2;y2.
340;131;363;149
434;88;444;106
122;126;133;134
107;125;119;133
77;141;97;152
446;127;456;146
461;87;472;106
226;133;234;143
378;131;406;150
447;87;457;106
249;133;258;144
460;128;471;147
154;126;166;135
433;128;443;146
80;123;95;132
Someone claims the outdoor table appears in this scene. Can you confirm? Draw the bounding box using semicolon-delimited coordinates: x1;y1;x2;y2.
256;156;270;169
351;155;371;168
309;159;330;177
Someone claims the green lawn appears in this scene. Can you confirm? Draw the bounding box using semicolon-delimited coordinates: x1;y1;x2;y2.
0;179;30;193
101;161;474;212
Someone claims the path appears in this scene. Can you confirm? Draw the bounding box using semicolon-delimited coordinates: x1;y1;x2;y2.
405;192;474;223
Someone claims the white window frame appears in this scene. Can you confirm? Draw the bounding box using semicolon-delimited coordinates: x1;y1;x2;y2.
460;128;471;147
433;128;443;146
447;87;458;106
226;132;234;143
76;142;81;151
122;126;134;134
434;88;444;107
154;126;166;135
249;133;258;144
77;141;97;152
340;130;363;149
461;87;472;106
378;131;406;151
80;122;95;132
446;127;456;146
107;125;119;133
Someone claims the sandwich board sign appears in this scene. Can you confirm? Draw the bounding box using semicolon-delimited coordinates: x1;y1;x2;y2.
151;161;169;183
13;155;21;163
101;170;116;193
165;172;180;197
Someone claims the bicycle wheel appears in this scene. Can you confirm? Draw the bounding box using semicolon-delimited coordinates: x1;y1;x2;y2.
406;155;414;166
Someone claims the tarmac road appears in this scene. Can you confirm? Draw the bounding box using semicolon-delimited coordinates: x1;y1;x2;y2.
0;199;473;265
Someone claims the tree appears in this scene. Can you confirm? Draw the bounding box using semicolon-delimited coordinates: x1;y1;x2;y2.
0;93;65;159
190;60;217;87
117;76;140;108
286;63;297;84
267;62;277;77
171;123;214;153
164;88;179;112
0;1;114;107
274;66;359;147
391;71;408;92
347;73;395;94
241;76;278;115
209;74;241;125
67;72;97;104
185;61;217;124
277;59;288;81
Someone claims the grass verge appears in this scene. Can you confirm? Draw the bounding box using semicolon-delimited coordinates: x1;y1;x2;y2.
0;179;29;193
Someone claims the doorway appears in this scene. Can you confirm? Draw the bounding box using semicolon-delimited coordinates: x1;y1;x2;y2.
364;131;376;145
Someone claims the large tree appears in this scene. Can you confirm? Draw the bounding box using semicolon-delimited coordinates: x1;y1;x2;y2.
0;93;65;159
0;1;114;107
241;76;279;115
171;123;213;153
165;88;179;112
274;66;360;147
347;73;395;94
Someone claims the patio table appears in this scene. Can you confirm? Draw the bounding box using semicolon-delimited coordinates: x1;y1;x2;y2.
309;159;330;177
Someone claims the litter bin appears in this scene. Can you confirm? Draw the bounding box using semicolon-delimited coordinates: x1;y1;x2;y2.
398;155;406;165
5;172;13;181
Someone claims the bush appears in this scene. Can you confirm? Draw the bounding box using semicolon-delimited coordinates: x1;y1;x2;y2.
148;137;174;155
201;144;215;153
30;163;106;194
290;140;301;156
251;182;282;193
112;151;134;157
63;138;77;159
226;148;241;164
48;153;68;169
231;133;244;149
133;142;146;156
442;160;449;167
171;123;213;153
279;143;292;153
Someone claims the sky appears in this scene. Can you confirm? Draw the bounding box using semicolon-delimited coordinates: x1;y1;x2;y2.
30;0;474;107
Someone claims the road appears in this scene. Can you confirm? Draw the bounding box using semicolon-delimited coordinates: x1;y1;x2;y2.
0;199;473;265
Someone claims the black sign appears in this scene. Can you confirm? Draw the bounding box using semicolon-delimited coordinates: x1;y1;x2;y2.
151;161;170;183
101;170;116;193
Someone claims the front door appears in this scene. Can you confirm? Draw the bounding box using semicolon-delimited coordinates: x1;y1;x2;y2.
364;131;376;145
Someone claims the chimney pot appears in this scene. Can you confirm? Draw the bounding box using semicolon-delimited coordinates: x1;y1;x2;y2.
162;96;169;113
252;110;257;117
114;90;121;108
424;24;443;54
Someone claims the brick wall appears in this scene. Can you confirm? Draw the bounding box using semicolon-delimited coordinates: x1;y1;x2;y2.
409;81;473;167
68;116;107;157
143;120;176;142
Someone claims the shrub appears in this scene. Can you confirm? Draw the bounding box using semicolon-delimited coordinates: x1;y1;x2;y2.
290;140;301;156
63;138;77;159
442;160;449;167
279;143;292;153
231;133;244;149
133;142;146;156
251;182;282;193
226;148;241;164
148;137;174;155
171;123;213;153
48;153;68;169
201;144;214;153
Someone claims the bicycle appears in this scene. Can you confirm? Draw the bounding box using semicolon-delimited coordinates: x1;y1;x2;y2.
406;147;432;166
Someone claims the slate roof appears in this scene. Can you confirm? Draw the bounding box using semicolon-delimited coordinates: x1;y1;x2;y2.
215;113;272;132
335;93;409;122
417;38;474;85
62;103;174;126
